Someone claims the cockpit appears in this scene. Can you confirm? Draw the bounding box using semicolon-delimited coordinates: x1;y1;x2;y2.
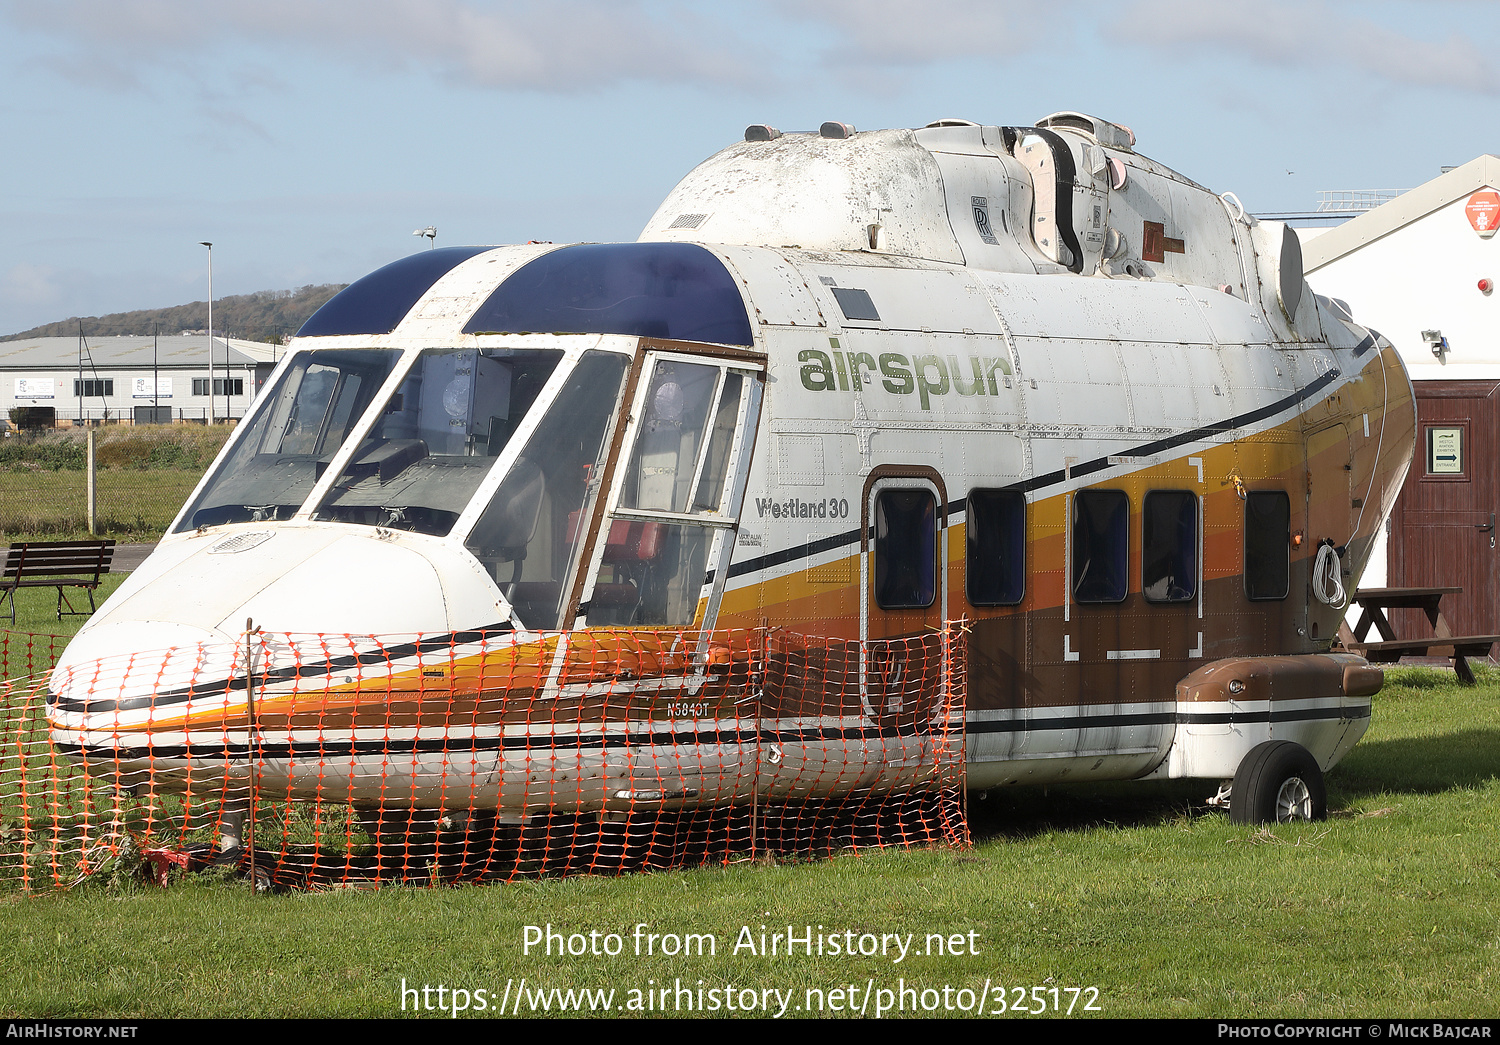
173;242;763;634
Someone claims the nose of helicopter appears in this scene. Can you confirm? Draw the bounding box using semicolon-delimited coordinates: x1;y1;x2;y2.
52;525;512;696
94;525;504;627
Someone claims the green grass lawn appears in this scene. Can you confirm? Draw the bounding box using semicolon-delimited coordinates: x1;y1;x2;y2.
1;574;130;641
0;426;225;543
0;664;1494;1018
0;470;201;543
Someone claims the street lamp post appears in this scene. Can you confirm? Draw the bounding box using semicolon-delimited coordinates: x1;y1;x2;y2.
200;241;214;423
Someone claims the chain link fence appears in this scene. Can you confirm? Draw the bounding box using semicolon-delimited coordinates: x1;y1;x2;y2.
0;424;231;541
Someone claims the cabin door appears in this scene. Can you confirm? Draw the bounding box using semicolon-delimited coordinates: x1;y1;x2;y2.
1303;419;1353;641
574;349;764;632
860;471;948;643
857;470;948;719
1388;380;1500;640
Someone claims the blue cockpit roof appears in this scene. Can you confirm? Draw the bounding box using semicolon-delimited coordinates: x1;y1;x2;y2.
297;246;491;337
463;242;753;346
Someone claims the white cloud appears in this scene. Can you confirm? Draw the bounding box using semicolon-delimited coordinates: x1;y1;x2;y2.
6;0;1494;100
1115;0;1500;95
775;0;1075;66
0;0;761;92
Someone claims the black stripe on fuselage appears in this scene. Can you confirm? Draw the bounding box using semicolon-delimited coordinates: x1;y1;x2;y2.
966;701;1370;734
58;701;1367;762
728;365;1344;580
47;622;515;714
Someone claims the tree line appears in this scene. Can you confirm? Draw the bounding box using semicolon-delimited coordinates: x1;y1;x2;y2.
2;284;348;344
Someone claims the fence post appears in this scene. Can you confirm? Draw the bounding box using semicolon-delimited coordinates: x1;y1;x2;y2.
244;617;259;895
747;628;761;861
86;428;97;536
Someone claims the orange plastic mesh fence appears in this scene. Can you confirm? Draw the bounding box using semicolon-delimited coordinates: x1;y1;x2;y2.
0;631;66;683
2;624;968;891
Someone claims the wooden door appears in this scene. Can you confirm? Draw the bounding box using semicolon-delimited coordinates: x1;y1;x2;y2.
1388;380;1500;640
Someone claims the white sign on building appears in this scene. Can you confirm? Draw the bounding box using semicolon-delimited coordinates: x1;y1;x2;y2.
14;377;54;400
132;377;173;398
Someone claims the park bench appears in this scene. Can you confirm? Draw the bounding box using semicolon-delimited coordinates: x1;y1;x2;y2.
1;540;116;624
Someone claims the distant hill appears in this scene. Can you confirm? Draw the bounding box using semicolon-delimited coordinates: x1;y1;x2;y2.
3;284;348;344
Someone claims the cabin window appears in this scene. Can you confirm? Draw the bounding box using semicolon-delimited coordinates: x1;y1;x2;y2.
875;488;937;609
1072;489;1128;603
1244;491;1291;600
1142;491;1197;603
966;488;1025;606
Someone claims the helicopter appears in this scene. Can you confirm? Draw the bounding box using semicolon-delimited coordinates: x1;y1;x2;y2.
46;112;1413;837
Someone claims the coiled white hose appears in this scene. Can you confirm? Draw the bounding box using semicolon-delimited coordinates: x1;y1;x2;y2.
1313;541;1347;609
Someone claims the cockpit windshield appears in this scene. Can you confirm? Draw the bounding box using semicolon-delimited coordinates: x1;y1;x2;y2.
312;348;563;535
176;347;571;536
177;349;400;530
175;345;634;631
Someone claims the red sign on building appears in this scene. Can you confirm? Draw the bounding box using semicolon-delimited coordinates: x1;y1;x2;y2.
1465;190;1500;237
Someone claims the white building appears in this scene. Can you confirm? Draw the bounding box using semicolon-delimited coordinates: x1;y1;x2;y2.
1303;156;1500;638
1;335;280;426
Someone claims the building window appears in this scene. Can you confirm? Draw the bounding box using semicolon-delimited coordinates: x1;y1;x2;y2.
1245;491;1290;601
1142;491;1197;603
874;488;937;609
966;488;1025;606
72;379;114;397
193;377;244;396
1072;489;1129;603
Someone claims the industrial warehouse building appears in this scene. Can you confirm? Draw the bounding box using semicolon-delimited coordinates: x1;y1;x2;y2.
1;335;280;427
1304;155;1500;640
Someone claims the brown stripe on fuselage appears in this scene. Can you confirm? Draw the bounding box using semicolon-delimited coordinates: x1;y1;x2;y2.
717;343;1414;714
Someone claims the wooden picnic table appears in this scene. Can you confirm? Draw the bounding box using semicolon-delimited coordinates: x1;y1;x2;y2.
1342;586;1499;685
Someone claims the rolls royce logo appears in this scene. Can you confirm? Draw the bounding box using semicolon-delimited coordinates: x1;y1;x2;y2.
971;196;998;245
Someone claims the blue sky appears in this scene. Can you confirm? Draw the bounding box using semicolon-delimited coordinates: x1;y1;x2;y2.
2;0;1498;336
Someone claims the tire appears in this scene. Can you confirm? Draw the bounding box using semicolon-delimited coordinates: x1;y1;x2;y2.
1229;740;1327;825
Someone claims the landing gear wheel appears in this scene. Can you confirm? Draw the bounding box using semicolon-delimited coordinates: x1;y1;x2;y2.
1229;740;1326;825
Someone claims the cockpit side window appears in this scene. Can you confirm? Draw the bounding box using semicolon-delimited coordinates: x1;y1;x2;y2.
462;351;631;629
617;361;721;514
